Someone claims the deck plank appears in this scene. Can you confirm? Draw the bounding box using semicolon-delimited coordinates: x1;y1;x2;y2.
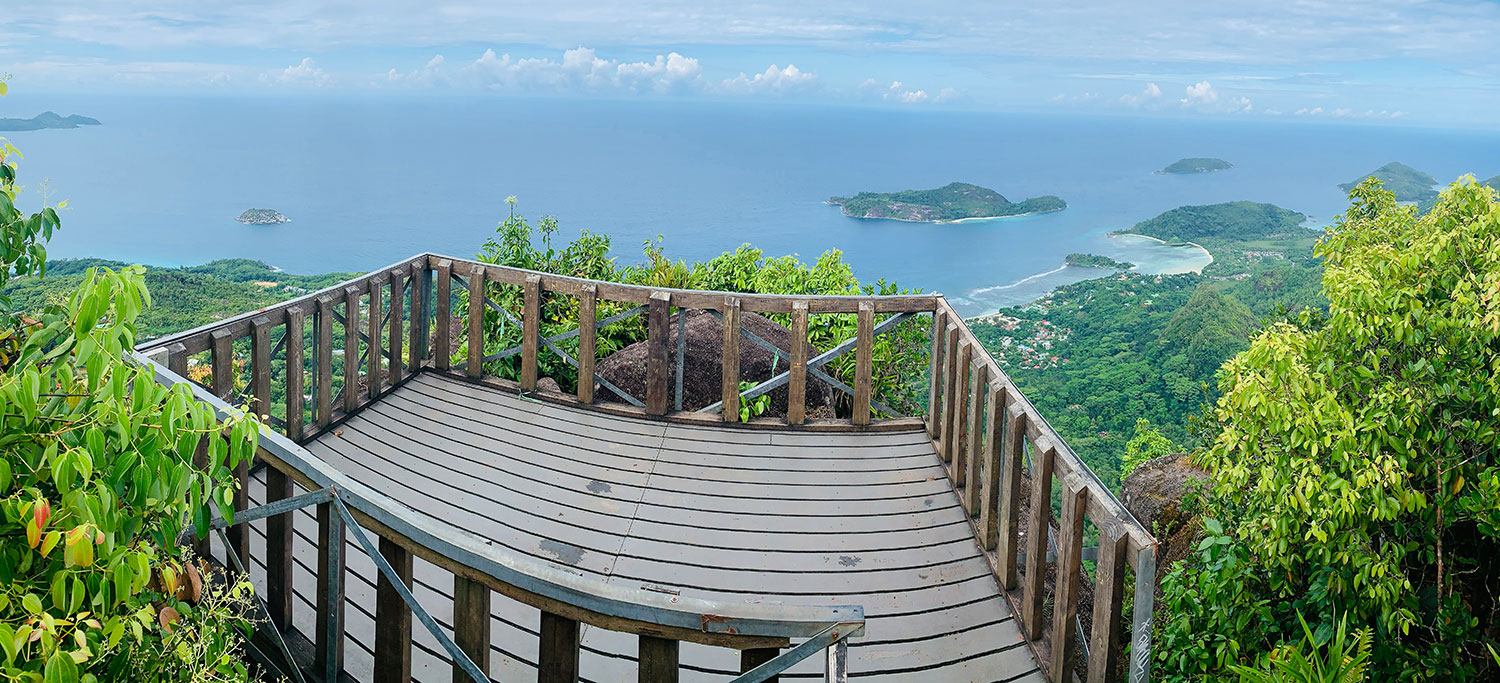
259;370;1039;682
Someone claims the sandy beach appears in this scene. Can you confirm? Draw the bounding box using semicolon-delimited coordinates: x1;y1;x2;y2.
1108;233;1214;273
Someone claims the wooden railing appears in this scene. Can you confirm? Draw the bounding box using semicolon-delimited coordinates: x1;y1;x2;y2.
137;252;1156;683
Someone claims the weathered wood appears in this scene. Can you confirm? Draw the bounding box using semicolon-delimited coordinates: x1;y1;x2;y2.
408;257;428;367
1089;525;1130;683
343;286;361;414
998;408;1028;588
926;309;946;437
980;383;1009;551
518;274;542;391
940;324;960;461
249;316;272;420
577;285;597;404
645;291;671;415
952;342;972;486
373;536;414;683
264;464;294;631
1023;445;1058;639
166;342;188;378
315;501;345;681
284;307;306;441
852;301;875;426
315;295;334;428
435;260;453;371
210;329;234;400
389;269;406;382
638;635;679;683
721;297;741;423
1129;545;1157;683
787;301;809;426
368;277;385;399
741;648;780;683
452;575;491;683
965;363;988;516
539;611;581;682
467;266;486;379
1051;474;1090;678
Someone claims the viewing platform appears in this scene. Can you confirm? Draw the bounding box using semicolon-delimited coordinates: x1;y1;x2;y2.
137;253;1157;683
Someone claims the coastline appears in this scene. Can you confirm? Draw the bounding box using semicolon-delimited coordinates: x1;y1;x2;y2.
1109;233;1214;273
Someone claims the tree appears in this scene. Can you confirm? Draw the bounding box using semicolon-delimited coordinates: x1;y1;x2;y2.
1121;418;1173;478
1155;177;1500;680
0;82;260;683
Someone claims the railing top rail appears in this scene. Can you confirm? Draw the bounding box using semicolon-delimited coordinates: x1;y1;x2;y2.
934;298;1156;558
133;352;865;647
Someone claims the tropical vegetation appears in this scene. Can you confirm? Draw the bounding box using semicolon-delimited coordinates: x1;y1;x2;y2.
1339;161;1439;203
829;181;1066;222
1160;158;1234;174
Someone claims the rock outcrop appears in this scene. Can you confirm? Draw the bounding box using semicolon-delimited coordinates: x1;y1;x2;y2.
1122;452;1210;583
595;309;837;418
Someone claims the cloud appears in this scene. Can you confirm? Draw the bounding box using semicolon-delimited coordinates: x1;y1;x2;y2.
1119;82;1161;106
264;57;328;87
718;63;818;95
386;54;447;86
1179;80;1251;113
863;79;947;104
1180;80;1218;105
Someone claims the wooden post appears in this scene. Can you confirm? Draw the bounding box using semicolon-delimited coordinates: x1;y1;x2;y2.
539;612;581;683
368;276;385;399
315;295;334;428
980;383;1009;551
453;575;491;683
577;285;597;404
1051;474;1089;678
264;463;294;631
1023;445;1058;639
638;635;678;683
521;274;541;392
997;408;1028;588
374;536;413;683
344;286;360;414
285;306;306;442
952;342;972;485
1129;545;1157;683
852;301;874;426
965;363;988;516
645;291;671;415
166;342;188;379
408;257;428;368
389;268;405;382
467;266;485;379
191;437;211;559
741;648;779;683
787;301;809;425
210;329;234;400
721;297;741;423
315;501;345;682
1088;525;1130;683
940;325;959;460
434;260;453;371
926;309;946;437
250;316;272;421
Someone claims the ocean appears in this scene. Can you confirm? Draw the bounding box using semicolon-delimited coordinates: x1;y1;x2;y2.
5;93;1499;317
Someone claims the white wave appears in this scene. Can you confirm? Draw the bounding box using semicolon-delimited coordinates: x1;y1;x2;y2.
967;264;1069;297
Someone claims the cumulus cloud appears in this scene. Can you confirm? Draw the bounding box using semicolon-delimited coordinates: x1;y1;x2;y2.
1179;80;1251;113
1119;82;1162;106
863;79;948;104
264;57;328;87
1180;80;1218;105
386;54;447;86
718;64;818;95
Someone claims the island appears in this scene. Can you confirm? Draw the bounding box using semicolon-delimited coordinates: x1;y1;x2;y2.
1065;253;1135;269
1484;174;1499;190
1339;162;1438;203
235;209;290;225
1158;158;1234;174
0;111;102;132
828;182;1066;222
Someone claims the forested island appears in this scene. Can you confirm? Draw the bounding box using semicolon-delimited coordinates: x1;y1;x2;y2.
0;111;101;131
1116;200;1307;244
1339;161;1438;202
1157;157;1233;174
1064;253;1134;269
828;182;1066;222
236;208;290;224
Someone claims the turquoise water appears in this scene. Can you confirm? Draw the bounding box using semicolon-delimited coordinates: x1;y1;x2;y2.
5;93;1499;316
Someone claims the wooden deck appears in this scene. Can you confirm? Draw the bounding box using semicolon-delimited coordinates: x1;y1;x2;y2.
240;370;1042;682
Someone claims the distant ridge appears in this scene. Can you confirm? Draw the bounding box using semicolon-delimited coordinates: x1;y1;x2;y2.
1339;162;1438;202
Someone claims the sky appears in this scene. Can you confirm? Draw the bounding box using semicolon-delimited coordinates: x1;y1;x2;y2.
4;1;1500;128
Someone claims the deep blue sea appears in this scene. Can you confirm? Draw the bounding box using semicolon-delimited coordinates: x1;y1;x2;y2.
5;93;1500;316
